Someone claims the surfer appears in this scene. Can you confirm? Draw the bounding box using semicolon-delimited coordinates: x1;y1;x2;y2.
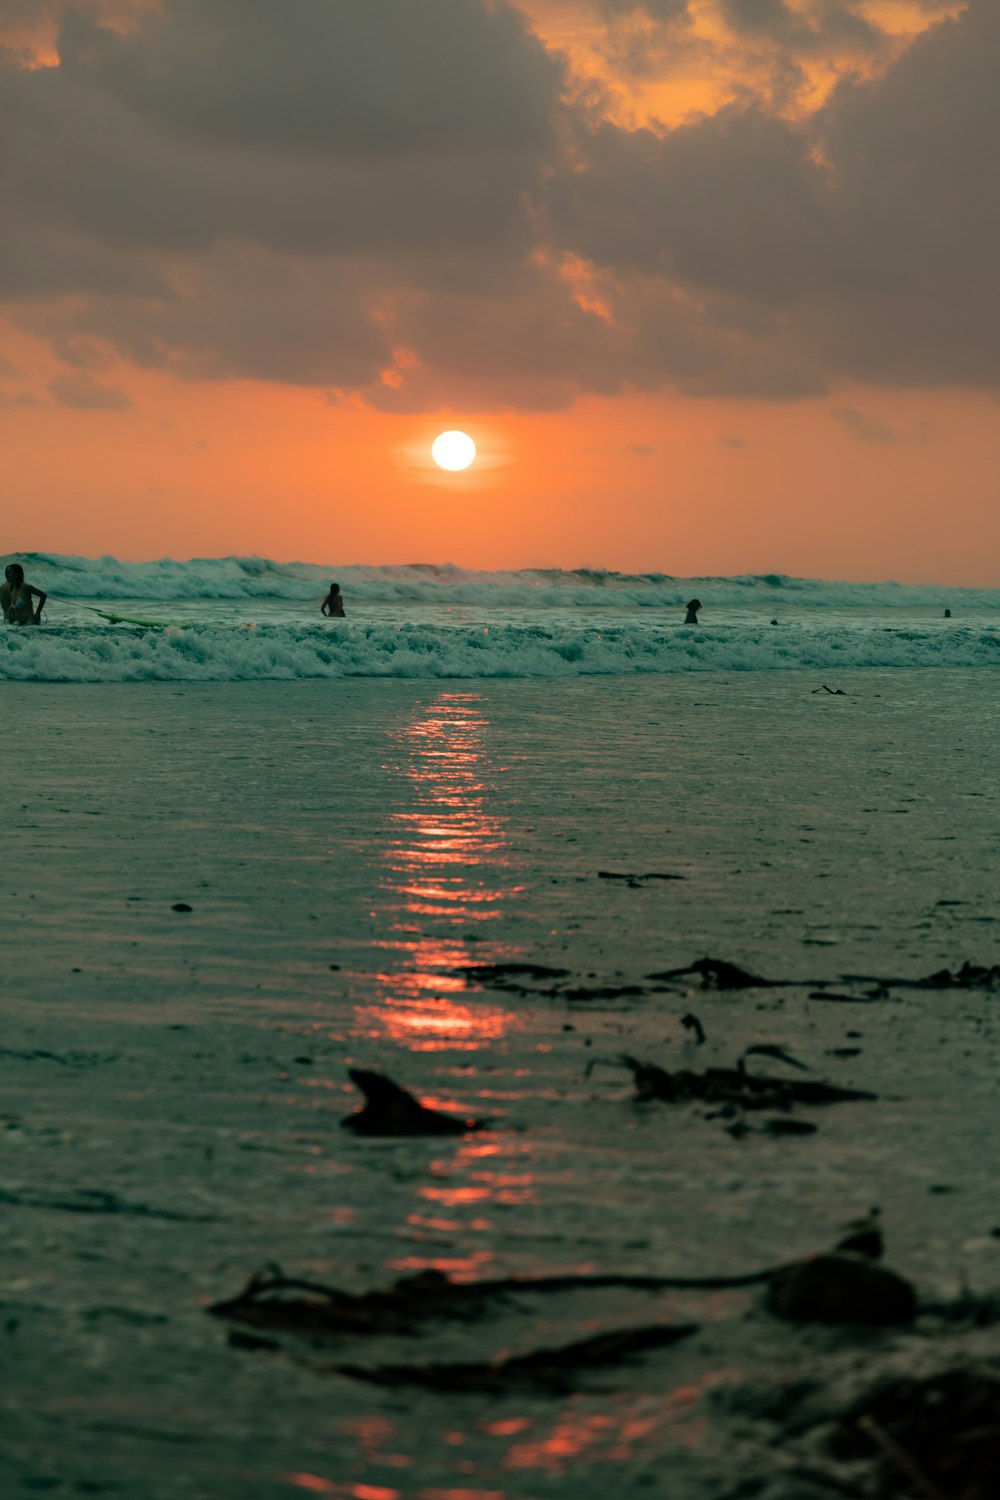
321;582;345;618
2;563;46;625
684;598;702;625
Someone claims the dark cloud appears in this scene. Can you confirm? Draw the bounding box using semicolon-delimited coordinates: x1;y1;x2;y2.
1;0;996;407
49;372;132;410
58;0;558;152
598;0;689;19
718;0;882;54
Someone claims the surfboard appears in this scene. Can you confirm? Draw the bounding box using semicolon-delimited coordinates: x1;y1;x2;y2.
94;609;177;627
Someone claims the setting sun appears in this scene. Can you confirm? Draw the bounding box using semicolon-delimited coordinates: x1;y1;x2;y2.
432;430;477;472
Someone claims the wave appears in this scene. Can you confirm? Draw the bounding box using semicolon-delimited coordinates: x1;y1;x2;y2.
4;620;1000;684
9;552;1000;611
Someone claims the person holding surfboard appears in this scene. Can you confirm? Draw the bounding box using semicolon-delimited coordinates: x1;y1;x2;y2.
2;563;46;625
321;582;345;618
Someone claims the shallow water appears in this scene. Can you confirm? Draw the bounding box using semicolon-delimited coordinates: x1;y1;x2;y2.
3;669;1000;1497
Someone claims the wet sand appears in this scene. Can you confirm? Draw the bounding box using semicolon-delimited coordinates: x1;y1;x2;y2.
3;671;1000;1498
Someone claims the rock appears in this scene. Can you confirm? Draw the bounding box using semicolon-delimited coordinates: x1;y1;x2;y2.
767;1253;916;1326
340;1069;481;1136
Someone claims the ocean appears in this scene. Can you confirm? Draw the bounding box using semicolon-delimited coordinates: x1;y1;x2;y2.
2;552;998;681
3;555;1000;1499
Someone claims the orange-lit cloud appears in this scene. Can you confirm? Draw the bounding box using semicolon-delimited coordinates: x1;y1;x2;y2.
1;0;996;578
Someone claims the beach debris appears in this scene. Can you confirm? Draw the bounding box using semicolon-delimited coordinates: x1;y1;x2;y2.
839;961;1000;991
808;990;879;1004
211;1261;784;1348
337;1321;699;1396
620;1055;876;1111
836;1209;883;1261
763;1118;818;1137
922;960;1000;989
597;870;686;884
563;982;646;1001
742;1043;809;1071
341;1069;482;1136
647;955;1000;994
0;1186;214;1223
681;1012;706;1044
767;1253;916;1326
812;685;847;695
452;961;570;994
830;1370;1000;1498
647;957;774;989
210;1266;483;1339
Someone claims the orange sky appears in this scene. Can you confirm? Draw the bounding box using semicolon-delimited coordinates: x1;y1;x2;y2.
2;0;996;582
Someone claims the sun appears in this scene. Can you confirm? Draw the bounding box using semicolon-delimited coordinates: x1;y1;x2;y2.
432;430;477;471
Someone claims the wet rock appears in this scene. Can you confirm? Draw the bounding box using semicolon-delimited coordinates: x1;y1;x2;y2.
340;1068;482;1136
767;1254;916;1326
831;1369;1000;1499
171;902;192;913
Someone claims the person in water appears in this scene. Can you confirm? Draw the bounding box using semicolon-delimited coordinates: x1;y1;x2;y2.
1;563;46;625
684;598;702;624
320;582;345;618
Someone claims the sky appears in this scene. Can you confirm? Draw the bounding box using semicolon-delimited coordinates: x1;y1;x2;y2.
1;0;997;581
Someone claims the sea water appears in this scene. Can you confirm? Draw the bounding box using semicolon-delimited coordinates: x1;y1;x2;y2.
2;552;999;681
3;557;1000;1499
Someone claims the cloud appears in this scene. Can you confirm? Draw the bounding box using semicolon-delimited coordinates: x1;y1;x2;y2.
830;406;898;443
49;373;133;410
547;2;1000;392
717;0;883;55
627;442;655;453
58;0;558;152
1;0;996;409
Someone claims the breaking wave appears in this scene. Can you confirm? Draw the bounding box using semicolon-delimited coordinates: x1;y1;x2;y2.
12;551;1000;612
4;619;1000;684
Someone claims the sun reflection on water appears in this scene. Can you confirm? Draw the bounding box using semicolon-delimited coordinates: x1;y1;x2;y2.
362;693;523;1051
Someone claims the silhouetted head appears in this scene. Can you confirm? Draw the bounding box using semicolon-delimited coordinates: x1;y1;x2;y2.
5;564;24;585
686;599;701;611
330;582;340;593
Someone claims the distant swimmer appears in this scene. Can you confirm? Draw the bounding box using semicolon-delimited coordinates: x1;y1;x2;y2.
320;582;345;618
1;563;46;625
944;608;952;618
684;598;702;625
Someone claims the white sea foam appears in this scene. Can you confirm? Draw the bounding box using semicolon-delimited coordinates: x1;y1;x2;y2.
4;618;1000;683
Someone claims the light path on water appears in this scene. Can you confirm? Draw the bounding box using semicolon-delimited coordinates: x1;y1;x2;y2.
2;669;1000;1497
